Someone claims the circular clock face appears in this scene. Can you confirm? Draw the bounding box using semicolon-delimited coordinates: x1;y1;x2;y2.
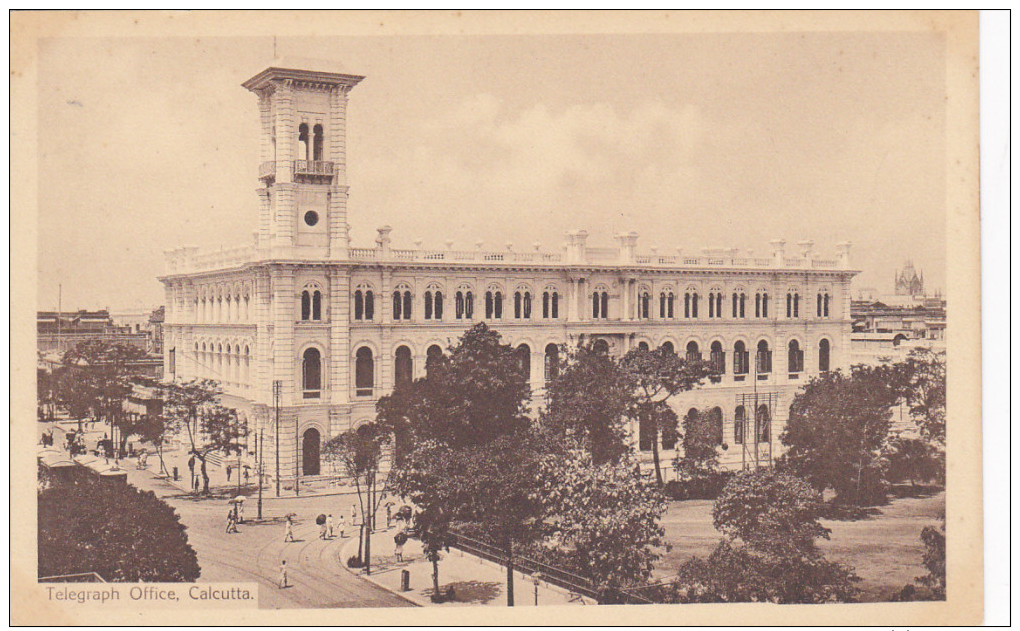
304;211;319;227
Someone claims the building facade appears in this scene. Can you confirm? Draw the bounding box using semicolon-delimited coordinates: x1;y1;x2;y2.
160;60;858;482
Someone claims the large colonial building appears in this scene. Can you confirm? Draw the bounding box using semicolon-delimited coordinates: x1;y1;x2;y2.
160;60;858;482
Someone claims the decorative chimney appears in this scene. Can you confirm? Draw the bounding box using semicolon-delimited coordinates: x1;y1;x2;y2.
836;241;853;268
615;231;638;264
770;239;786;267
566;230;590;264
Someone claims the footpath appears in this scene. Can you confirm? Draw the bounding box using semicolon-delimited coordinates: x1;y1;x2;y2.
339;527;594;607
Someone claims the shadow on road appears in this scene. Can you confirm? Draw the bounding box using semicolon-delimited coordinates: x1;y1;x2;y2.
425;580;502;604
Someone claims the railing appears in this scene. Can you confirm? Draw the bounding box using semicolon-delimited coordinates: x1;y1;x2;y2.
445;528;599;602
39;572;107;583
349;248;377;260
293;160;335;177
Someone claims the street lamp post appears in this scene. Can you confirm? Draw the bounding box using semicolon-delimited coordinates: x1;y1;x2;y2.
532;572;542;606
256;428;264;520
273;380;281;497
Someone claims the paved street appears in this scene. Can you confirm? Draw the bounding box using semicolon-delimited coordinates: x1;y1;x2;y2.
123;467;412;609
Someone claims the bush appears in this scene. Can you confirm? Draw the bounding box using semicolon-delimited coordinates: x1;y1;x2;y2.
663;471;733;501
38;469;200;582
884;437;945;487
346;555;364;568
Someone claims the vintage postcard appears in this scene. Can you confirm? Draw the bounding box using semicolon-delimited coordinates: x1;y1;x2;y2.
11;10;983;626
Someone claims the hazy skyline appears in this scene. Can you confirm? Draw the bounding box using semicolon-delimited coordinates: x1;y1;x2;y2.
37;32;947;310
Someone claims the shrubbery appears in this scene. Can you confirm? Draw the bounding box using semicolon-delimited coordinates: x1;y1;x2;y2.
663;471;733;501
38;470;200;582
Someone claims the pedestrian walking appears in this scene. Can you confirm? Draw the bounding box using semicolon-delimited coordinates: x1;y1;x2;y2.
226;465;233;482
237;503;245;524
319;521;327;540
243;466;250;485
326;514;334;538
226;510;238;533
278;560;288;588
284;515;295;542
394;531;407;562
337;514;346;539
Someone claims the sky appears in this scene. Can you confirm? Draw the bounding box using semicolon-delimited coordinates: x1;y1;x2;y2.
37;32;947;311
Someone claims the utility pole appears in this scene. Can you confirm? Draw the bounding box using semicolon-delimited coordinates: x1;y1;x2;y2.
256;428;264;520
294;414;300;497
273;380;282;496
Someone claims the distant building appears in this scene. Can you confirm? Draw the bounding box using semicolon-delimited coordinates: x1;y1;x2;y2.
37;310;150;354
894;260;925;296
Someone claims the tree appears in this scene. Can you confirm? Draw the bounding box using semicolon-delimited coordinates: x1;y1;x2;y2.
536;449;668;598
38;468;200;582
158;379;245;494
917;521;946;599
540;343;635;465
385;323;540;605
883;436;945;487
620;346;720;485
676;407;720;477
779;366;901;507
377;323;531;450
899;348;946;446
59;340;150;450
672;469;860;603
323;422;390;573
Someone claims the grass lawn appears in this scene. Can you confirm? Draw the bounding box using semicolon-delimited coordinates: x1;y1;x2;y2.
653;490;945;602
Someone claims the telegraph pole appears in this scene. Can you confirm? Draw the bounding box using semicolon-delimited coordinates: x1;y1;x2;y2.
273;380;282;496
256;428;264;520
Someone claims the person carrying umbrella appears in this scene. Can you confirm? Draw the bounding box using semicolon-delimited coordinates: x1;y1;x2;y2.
326;514;334;538
316;514;327;540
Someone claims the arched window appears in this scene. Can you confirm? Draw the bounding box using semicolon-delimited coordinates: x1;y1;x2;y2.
788;339;804;374
733;340;749;375
603;291;611;319
402;291;412;320
364;291;374;320
542;291;550;318
302;348;322;398
710;341;725;373
823;293;830;317
312;290;322;321
516;344;531;381
551;291;559;318
734;406;746;444
466;291;474;319
592;292;600;319
302;428;320;476
709;292;715;318
684;292;691;318
424;290;433;320
523;292;532;319
394;346;413;387
716;292;723;318
434;291;443;320
494;291;503;318
456;291;465;319
793;293;800;318
637;341;650;351
426;345;444;376
711;407;724;445
692;292;699;318
312;124;324;161
659;292;667;318
817;293;823;317
756;405;771;442
354;290;364;320
686;341;701;363
732;292;738;318
667;292;675;318
298;123;310;161
485;291;496;319
301;290;311;321
544;343;560;382
762;292;769;318
660;341;675;355
638;292;647;319
786;292;793;318
355;347;374;397
819;338;831;373
392;290;402;320
243;345;250;387
756;340;772;374
514;291;522;319
593;339;610;355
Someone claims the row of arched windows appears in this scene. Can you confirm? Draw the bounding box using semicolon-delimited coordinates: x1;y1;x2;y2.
631;338;830;377
194;341;251;387
638;406;772;451
196;292;251;323
300;289;323;321
592;291;610;319
353;289;374;321
354;287;562;322
817;292;831;317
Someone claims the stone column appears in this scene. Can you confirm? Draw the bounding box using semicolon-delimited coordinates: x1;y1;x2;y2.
329;268;350;405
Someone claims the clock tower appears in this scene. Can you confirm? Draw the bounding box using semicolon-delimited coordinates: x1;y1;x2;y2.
243;59;364;260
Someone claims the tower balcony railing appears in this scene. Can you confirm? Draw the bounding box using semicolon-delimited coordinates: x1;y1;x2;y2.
293;160;336;178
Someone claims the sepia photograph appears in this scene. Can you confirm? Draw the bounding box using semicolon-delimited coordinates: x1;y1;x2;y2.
11;10;985;626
